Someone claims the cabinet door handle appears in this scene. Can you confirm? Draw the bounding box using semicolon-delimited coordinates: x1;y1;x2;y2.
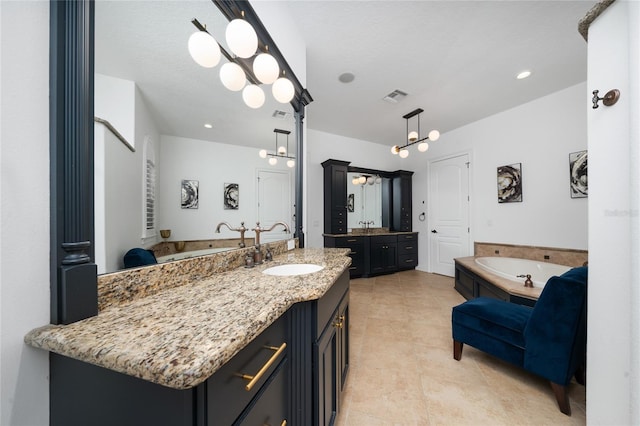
237;343;287;391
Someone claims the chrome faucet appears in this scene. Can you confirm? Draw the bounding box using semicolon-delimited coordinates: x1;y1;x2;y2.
252;221;290;245
215;221;247;248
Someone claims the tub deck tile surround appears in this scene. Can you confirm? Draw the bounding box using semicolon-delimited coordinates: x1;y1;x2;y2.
456;256;544;300
474;242;588;267
24;247;351;390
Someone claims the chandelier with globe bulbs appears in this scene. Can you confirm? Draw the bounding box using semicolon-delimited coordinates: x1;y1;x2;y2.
187;14;295;109
391;108;440;158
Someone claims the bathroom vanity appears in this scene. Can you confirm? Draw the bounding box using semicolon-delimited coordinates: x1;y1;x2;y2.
26;248;351;426
322;159;419;277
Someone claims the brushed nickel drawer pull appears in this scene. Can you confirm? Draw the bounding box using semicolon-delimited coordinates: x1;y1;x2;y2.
405;246;413;250
238;343;287;391
347;239;357;242
405;259;414;263
350;251;357;254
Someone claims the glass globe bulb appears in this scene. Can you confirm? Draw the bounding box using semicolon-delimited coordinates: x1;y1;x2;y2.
287;159;295;168
417;142;429;152
367;176;375;185
428;130;440;141
226;19;257;59
358;176;366;184
258;149;267;158
253;53;280;84
375;176;382;184
242;84;265;109
352;177;359;185
272;77;295;103
391;145;399;155
399;149;409;158
188;31;221;68
268;157;277;166
277;146;286;155
220;62;246;91
408;131;419;142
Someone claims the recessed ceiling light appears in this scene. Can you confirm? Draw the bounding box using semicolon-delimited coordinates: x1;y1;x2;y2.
338;72;355;83
516;71;532;80
204;123;213;129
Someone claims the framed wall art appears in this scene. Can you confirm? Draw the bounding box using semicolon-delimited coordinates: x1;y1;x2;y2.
497;163;522;203
181;179;199;209
569;150;588;198
224;183;239;210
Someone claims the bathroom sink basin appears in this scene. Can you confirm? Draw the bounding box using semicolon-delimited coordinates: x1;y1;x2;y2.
262;264;324;276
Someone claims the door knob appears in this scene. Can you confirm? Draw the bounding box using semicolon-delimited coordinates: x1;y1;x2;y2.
431;229;438;233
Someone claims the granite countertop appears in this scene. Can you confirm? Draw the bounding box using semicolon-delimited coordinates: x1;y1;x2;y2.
25;248;351;390
455;256;543;300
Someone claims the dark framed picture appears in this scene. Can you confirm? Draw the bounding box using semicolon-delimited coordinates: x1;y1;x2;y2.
181;179;199;209
224;183;239;210
347;193;354;212
497;163;522;203
569;150;588;198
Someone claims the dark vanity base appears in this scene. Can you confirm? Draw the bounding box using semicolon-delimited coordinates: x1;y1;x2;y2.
49;270;350;426
325;233;418;278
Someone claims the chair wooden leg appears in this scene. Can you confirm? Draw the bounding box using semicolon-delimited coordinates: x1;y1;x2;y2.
453;340;463;360
574;365;586;386
550;381;571;416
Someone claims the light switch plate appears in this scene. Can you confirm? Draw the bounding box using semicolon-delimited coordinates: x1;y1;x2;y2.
287;239;295;250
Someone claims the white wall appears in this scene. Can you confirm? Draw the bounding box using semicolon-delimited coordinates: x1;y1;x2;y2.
0;1;50;425
404;83;588;271
158;135;294;242
587;1;640;423
95;77;160;273
307;84;588;264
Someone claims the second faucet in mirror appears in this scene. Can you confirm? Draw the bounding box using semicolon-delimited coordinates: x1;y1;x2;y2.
252;221;291;245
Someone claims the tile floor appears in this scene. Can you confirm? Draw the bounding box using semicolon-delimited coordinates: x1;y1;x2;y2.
336;270;586;425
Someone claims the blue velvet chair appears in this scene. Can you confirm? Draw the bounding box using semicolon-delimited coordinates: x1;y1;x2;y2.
451;266;587;415
123;248;158;269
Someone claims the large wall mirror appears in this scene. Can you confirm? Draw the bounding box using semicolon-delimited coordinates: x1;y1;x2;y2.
94;1;301;274
346;166;392;231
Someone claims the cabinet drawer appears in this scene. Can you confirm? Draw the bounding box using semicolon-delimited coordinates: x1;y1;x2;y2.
398;254;418;269
397;233;417;242
370;235;397;244
234;358;288;426
207;313;289;425
398;240;417;254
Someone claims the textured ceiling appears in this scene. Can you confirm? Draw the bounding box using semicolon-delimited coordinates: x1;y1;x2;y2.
96;0;597;151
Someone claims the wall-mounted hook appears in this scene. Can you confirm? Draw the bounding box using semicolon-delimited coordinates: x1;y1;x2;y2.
592;89;620;109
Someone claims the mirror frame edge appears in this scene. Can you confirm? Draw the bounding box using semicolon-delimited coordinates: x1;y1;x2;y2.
50;0;311;325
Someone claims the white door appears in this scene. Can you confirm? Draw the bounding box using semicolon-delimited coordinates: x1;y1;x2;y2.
257;169;293;243
428;154;470;276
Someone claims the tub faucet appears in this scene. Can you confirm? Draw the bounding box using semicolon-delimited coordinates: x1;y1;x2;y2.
215;221;247;248
517;274;534;288
252;221;290;245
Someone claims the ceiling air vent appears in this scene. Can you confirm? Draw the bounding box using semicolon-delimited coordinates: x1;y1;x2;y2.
382;89;408;104
272;110;292;120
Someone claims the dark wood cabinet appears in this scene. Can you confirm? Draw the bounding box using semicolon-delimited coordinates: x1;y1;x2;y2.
324;235;366;277
369;235;398;275
392;171;413;232
49;271;352;426
325;233;418;277
322;159;350;234
314;272;349;426
397;233;418;270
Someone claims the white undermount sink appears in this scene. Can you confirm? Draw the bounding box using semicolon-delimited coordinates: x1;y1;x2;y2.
262;264;324;276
